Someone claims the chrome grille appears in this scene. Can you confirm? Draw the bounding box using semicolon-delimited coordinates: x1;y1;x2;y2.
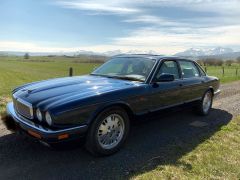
13;97;33;119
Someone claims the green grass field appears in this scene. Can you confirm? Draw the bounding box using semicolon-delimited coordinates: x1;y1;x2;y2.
0;56;102;97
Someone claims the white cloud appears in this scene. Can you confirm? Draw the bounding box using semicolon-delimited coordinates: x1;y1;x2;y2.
123;15;188;27
58;1;140;14
59;0;240;17
113;25;240;53
0;40;183;55
164;0;240;16
1;22;240;55
0;41;77;52
2;0;240;54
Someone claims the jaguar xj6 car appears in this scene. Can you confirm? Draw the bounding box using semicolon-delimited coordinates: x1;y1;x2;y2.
6;54;220;156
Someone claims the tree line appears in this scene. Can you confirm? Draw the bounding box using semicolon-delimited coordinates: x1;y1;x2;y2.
197;57;240;66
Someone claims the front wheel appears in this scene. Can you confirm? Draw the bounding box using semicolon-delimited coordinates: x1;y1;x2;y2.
85;107;130;156
196;90;213;115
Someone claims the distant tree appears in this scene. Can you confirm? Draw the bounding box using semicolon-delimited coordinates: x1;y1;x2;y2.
197;59;207;66
215;59;224;66
24;53;29;59
225;60;234;66
202;58;223;66
237;57;240;64
196;59;204;66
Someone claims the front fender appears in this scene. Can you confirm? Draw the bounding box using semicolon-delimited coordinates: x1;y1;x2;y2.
86;101;134;125
51;99;134;128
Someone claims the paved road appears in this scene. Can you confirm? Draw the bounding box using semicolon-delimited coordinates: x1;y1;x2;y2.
0;81;239;180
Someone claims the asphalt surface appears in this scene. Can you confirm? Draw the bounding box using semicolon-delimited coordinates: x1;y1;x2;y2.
0;81;239;180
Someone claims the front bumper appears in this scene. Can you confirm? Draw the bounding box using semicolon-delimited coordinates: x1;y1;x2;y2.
6;102;88;143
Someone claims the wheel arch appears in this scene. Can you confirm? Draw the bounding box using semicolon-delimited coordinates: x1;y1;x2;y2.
199;87;214;102
87;101;135;125
208;86;214;96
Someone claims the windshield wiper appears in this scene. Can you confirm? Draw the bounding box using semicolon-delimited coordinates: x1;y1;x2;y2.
91;73;144;82
109;75;144;82
90;73;109;77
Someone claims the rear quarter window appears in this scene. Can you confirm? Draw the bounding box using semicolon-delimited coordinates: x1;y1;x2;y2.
195;63;206;76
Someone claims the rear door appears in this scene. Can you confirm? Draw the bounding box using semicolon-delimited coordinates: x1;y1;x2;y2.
177;60;206;102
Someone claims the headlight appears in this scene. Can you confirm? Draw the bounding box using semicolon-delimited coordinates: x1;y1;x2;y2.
45;112;52;126
36;108;42;121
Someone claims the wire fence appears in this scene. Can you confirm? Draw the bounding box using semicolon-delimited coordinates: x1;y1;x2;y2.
202;66;240;77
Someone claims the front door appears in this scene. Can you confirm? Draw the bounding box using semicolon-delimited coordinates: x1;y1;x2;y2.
149;60;184;112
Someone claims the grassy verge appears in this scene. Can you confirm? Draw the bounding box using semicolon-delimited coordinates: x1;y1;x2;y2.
132;116;240;180
0;97;10;114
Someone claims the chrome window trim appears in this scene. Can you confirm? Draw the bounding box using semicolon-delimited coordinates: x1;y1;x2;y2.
148;58;176;84
145;59;160;83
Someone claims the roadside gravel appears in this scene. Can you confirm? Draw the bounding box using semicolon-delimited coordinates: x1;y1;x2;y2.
213;80;240;116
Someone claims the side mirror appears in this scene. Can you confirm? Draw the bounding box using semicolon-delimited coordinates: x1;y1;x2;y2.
156;74;175;82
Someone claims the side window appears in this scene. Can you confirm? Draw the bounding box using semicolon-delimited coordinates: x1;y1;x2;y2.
179;61;200;78
156;60;180;79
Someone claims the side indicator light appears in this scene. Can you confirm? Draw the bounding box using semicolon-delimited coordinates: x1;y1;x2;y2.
28;130;41;139
58;134;69;140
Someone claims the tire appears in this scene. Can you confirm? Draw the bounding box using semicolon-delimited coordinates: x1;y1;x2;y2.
196;90;213;115
85;106;130;156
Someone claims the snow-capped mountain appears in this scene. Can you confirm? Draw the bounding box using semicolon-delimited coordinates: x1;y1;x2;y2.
0;50;159;57
102;50;123;56
175;47;234;57
2;47;238;59
100;49;160;56
205;47;233;55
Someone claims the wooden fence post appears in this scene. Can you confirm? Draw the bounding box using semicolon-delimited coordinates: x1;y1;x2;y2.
222;67;224;76
69;67;73;77
204;67;207;73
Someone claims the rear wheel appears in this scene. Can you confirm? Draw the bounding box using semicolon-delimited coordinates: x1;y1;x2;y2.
85;107;130;156
196;90;213;115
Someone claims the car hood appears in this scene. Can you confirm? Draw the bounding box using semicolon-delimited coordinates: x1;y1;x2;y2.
13;75;141;107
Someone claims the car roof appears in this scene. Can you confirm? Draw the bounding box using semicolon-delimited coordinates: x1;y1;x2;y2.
113;54;193;61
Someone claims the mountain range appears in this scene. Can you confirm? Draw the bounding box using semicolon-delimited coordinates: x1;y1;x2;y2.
1;47;240;59
174;47;240;60
0;50;160;57
175;47;233;56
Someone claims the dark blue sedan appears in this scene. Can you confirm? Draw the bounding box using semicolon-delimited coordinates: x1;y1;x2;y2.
6;54;220;156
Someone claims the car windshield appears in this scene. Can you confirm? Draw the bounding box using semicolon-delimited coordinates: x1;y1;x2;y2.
91;57;156;82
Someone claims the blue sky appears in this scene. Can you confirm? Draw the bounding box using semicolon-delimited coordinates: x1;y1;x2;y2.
0;0;240;54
